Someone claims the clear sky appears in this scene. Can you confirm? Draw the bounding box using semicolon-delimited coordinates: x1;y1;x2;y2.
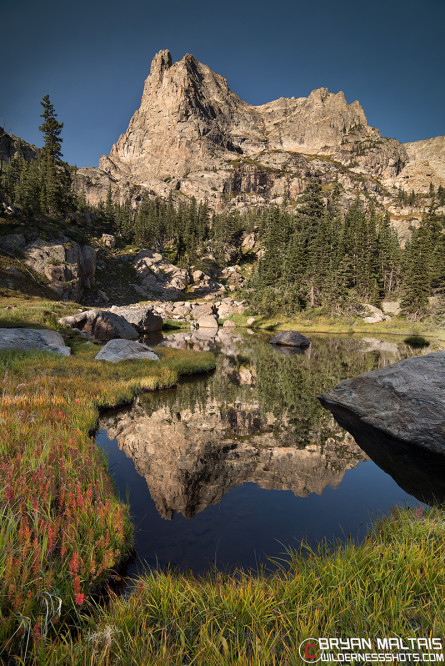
1;0;444;167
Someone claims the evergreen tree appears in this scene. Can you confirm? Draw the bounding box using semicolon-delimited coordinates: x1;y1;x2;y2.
105;184;115;226
38;94;67;217
39;95;63;161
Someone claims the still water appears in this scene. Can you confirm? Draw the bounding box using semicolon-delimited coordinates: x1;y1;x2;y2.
97;331;438;579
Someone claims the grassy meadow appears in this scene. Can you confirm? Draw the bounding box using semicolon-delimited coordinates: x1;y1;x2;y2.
0;295;444;663
0;325;215;662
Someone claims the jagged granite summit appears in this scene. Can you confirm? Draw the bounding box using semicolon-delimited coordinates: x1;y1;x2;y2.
99;49;404;180
75;50;444;216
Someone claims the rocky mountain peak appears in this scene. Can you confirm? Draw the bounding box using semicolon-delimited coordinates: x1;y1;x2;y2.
308;86;331;103
149;49;172;79
81;50;442;218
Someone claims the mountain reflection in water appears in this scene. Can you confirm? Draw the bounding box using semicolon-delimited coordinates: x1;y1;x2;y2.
98;332;431;575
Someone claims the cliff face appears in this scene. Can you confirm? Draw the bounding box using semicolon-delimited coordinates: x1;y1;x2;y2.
100;50;404;181
70;49;445;240
83;50;413;212
404;136;445;179
0;127;38;166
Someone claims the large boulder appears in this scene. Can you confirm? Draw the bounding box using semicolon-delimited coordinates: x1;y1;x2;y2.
197;314;219;329
319;352;445;456
361;303;390;324
110;305;163;333
270;331;310;347
0;328;70;356
101;234;115;248
191;303;216;318
95;339;159;363
23;236;96;301
58;309;138;341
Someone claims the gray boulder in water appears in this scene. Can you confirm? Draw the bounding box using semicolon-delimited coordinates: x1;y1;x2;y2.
95;339;159;363
319;352;445;455
270;331;310;347
0;328;71;356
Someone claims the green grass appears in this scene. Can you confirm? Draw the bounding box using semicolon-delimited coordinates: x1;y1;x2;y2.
0;341;215;662
162;318;191;330
227;311;445;343
35;506;445;665
0;295;81;328
1;294;444;663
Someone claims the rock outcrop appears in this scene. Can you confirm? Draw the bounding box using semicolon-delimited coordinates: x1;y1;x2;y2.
0;328;70;356
95;339;159;363
110;305;163;333
387;135;445;193
58;309;138;341
0;127;38;166
319;352;445;456
23;236;96;301
133;249;190;298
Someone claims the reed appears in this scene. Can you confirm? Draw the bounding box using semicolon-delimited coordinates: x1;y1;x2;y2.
0;343;215;661
37;506;445;665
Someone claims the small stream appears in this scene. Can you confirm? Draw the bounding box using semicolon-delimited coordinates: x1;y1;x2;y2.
97;331;439;581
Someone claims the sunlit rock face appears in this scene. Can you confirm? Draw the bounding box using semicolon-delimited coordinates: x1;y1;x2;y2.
102;393;367;520
77;50;412;214
99;50;406;182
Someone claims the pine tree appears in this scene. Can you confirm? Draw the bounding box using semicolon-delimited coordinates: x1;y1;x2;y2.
105;184;115;226
378;211;401;293
38;94;66;217
39;95;63;161
401;231;430;318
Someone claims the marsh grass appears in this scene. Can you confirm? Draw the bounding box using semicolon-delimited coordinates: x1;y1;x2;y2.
36;506;445;665
0;296;80;331
229;311;445;342
0;343;215;661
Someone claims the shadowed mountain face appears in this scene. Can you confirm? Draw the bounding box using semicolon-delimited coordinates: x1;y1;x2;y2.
100;333;427;521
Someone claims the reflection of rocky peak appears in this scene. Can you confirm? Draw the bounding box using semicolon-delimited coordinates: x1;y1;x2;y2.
102;396;367;520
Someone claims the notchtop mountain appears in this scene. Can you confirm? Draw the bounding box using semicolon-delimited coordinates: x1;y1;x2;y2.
75;49;444;227
1;50;444;315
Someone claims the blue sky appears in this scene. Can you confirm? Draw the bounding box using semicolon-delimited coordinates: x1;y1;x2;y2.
1;0;444;167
